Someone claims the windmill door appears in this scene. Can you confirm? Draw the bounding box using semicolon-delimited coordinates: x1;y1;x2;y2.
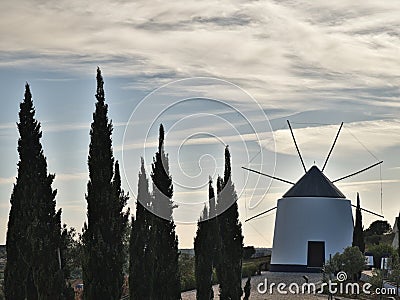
307;241;325;268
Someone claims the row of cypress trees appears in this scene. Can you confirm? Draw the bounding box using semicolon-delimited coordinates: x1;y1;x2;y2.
194;147;244;300
129;124;181;300
4;68;243;300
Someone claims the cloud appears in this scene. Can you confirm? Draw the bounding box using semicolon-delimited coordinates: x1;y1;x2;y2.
0;123;15;130
55;172;88;182
0;177;14;185
1;0;399;246
39;121;127;133
0;0;398;114
0;172;89;186
261;119;400;159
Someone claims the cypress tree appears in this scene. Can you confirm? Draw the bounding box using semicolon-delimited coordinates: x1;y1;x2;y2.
151;124;181;300
5;84;63;300
111;161;130;296
352;192;365;253
215;146;243;300
397;212;400;259
82;68;128;299
194;178;216;300
129;158;155;300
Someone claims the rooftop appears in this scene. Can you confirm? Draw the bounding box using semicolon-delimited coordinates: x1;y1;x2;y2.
283;166;345;198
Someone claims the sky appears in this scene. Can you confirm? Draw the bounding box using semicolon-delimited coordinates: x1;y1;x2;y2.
0;0;399;248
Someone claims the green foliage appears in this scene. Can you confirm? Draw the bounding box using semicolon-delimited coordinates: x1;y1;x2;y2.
194;179;217;300
130;125;180;300
243;246;256;260
5;84;64;299
129;158;155;299
82;68;129;299
368;243;396;269
368;269;384;298
352;193;365;253
179;254;197;292
388;255;400;294
397;213;400;260
365;220;392;236
365;234;381;245
215;147;244;300
61;226;82;280
324;246;366;281
241;264;258;278
150;124;181;300
178;256;267;293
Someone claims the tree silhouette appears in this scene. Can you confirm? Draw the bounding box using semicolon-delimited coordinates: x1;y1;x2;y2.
215;146;243;300
194;178;216;299
5;84;64;299
129;158;155;300
352;193;365;253
82;68;128;299
151;124;181;300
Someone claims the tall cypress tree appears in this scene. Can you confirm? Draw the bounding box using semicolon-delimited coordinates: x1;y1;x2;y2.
352;192;365;253
215;146;243;300
129;158;155;300
194;178;216;300
82;68;128;299
5;84;63;300
151;124;181;300
397;212;400;259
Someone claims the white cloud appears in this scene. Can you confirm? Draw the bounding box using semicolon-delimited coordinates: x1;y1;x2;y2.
0;177;14;185
0;0;398;113
261;119;400;158
1;0;399;247
55;172;88;182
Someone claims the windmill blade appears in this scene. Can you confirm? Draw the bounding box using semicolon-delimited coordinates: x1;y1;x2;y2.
242;167;295;185
351;204;384;218
245;206;277;222
332;161;383;183
322;122;343;172
287;120;307;173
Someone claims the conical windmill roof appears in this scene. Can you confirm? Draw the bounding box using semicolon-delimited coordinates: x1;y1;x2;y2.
283;166;345;198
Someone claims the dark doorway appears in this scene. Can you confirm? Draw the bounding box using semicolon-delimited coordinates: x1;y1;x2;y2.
307;241;325;268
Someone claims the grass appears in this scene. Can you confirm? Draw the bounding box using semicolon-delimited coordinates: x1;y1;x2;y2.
179;254;271;292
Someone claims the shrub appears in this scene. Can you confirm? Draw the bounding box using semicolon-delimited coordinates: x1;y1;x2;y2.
368;244;396;269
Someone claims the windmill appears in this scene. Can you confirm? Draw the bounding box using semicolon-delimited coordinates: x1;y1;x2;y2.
243;121;383;272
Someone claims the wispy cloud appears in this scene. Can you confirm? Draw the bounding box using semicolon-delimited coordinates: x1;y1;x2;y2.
0;0;398;114
261;119;400;158
55;172;88;182
0;177;14;185
40;121;127;133
1;0;399;247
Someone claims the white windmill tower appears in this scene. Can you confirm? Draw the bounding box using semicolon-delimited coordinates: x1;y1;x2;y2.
243;121;383;272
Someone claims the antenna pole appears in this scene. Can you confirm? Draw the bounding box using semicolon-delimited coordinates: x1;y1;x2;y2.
242;167;295;185
332;161;383;183
245;206;277;222
322;122;343;172
351;204;384;218
287;120;307;173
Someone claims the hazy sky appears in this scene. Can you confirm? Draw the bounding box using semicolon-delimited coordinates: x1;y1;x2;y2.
0;0;399;248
